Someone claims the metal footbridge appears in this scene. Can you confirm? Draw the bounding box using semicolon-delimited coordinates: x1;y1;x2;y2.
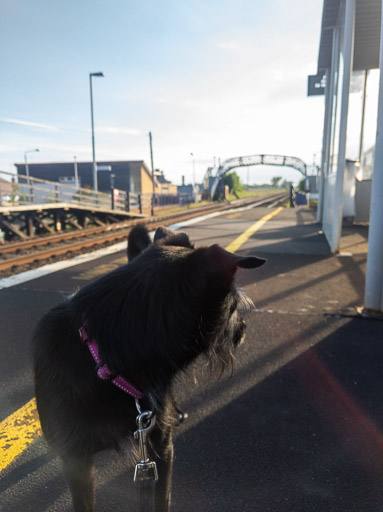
209;154;307;198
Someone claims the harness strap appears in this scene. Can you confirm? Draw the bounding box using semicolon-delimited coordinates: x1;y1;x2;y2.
80;324;144;399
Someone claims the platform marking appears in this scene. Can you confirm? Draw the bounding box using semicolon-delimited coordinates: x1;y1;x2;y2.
0;205;283;472
225;206;283;253
0;397;41;472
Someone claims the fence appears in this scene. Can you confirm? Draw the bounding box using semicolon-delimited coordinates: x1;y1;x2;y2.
0;170;179;214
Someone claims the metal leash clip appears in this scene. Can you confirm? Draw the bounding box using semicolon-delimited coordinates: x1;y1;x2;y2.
134;401;159;483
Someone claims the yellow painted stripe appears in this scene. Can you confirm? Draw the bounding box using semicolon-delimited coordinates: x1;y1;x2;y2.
1;207;282;472
225;206;283;253
0;397;41;472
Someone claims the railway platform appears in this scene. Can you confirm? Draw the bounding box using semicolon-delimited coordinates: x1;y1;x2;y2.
172;207;383;511
0;205;382;511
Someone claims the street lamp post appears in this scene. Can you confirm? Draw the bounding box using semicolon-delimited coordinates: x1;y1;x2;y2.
89;72;104;192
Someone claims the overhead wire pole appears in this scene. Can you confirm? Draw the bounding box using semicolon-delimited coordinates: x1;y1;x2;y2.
149;132;155;216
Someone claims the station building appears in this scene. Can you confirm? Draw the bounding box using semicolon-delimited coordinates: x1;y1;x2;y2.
14;160;161;196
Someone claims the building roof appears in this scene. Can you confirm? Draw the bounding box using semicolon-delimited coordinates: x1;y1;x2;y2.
318;0;381;71
15;160;150;170
157;175;169;184
15;159;155;180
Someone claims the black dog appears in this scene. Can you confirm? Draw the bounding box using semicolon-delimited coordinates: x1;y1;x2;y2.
32;225;265;511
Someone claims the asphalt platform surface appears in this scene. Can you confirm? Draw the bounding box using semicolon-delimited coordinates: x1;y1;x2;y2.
1;205;382;512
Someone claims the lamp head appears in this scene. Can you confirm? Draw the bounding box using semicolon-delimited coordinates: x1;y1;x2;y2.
25;148;40;155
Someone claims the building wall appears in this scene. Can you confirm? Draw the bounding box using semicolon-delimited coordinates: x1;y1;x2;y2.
140;166;154;194
16;162;93;187
158;182;178;195
15;161;154;194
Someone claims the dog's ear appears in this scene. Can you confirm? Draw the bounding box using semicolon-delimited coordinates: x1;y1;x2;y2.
127;225;152;261
154;226;177;241
206;244;266;285
154;226;193;249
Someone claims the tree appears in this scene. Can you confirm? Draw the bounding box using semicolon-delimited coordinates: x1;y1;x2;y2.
223;172;243;199
297;178;306;192
271;176;282;188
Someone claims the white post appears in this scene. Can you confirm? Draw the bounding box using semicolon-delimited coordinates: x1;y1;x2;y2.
330;0;355;252
358;70;368;163
320;26;340;225
364;5;383;313
317;68;331;222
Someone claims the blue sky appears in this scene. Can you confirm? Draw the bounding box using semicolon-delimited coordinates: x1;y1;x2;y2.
1;0;324;185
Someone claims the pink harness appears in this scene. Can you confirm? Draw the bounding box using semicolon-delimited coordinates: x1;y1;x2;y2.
80;324;144;399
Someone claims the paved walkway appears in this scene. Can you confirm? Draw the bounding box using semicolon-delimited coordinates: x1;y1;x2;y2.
171;207;383;512
0;205;381;512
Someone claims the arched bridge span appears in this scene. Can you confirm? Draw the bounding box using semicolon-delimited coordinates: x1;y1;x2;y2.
210;154;307;199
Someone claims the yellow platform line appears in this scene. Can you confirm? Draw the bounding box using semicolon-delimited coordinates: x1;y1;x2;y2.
225;206;283;253
0;206;283;472
0;397;41;472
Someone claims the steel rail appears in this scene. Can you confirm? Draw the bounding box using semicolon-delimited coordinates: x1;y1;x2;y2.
0;193;287;272
0;198;262;254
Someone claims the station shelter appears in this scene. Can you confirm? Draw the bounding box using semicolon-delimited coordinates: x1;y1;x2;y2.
313;0;383;313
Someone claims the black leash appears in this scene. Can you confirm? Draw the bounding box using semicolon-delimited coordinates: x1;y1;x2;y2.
134;400;158;512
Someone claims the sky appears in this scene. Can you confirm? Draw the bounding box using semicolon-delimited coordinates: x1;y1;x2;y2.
0;0;325;186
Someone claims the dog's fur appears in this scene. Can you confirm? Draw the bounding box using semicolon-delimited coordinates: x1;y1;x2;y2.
32;225;265;511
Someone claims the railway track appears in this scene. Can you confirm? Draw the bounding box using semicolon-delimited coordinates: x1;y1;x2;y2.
0;193;287;275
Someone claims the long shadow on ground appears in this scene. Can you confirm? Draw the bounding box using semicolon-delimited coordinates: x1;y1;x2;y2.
172;317;383;512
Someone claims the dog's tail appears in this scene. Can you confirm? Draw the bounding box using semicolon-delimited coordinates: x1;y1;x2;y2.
127;224;151;261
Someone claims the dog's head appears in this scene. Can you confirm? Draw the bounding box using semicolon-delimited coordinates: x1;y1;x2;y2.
127;225;265;371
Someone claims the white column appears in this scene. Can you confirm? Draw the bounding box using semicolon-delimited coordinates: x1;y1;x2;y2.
364;4;383;313
330;0;356;252
318;69;331;223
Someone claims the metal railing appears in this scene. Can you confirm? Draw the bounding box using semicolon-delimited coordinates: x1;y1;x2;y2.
0;170;179;214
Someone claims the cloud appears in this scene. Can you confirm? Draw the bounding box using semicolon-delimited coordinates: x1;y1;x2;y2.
216;41;240;51
0;144;21;154
96;124;144;136
0;118;59;132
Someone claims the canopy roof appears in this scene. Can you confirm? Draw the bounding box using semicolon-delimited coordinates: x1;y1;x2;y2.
318;0;381;71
